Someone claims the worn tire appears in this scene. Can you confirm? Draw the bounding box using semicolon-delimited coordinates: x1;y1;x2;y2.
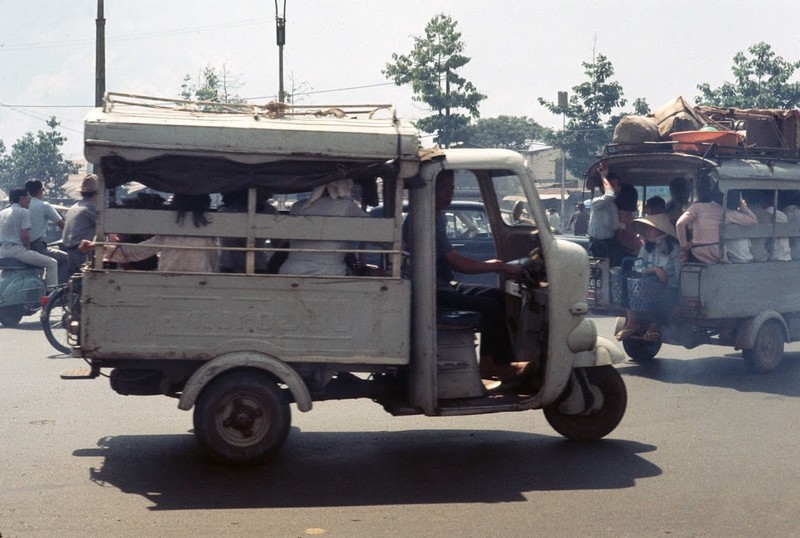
0;304;25;327
41;286;71;354
193;370;291;465
544;366;627;441
743;319;784;374
622;337;661;362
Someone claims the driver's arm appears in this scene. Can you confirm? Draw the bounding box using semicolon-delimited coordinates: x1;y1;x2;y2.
444;250;521;278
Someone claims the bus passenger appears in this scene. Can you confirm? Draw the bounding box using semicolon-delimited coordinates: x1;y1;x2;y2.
748;189;791;262
676;175;757;264
615;214;680;342
218;189;277;273
644;195;666;216
615;182;642;258
723;190;754;264
79;194;219;273
279;178;368;276
779;191;800;260
588;162;623;265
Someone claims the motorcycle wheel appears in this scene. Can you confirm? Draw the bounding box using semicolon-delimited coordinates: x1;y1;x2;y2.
0;304;25;327
544;365;627;441
41;287;71;354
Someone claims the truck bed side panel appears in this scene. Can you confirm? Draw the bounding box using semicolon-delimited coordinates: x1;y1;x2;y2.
79;271;410;364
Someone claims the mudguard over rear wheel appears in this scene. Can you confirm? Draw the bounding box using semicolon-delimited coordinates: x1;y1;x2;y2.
544;365;627;441
193;370;291;465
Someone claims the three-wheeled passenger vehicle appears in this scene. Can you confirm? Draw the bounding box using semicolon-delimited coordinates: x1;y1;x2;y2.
586;129;800;372
65;93;626;465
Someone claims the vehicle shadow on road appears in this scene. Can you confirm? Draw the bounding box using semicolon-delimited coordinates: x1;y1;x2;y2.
74;429;660;510
618;350;800;397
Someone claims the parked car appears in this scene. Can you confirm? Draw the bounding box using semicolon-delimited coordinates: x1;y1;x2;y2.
368;200;498;286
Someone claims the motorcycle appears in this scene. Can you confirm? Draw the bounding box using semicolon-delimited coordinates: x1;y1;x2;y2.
0;258;46;327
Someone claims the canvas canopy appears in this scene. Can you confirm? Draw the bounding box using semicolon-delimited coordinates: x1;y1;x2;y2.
84;93;423;199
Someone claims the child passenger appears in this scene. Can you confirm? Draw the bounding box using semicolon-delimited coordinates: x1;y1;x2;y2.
615;214;680;342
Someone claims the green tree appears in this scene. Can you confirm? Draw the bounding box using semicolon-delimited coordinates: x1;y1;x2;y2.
181;64;245;107
538;53;626;178
696;42;800;108
462;116;548;150
383;13;486;147
0;117;79;198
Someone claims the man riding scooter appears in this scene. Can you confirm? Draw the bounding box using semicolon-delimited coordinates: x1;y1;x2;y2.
0;188;59;291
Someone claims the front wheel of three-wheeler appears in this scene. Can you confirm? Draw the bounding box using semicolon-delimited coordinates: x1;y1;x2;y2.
742;319;785;374
193;371;291;466
543;365;627;441
622;337;662;362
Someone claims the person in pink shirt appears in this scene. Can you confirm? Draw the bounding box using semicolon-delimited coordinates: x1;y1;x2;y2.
676;176;757;264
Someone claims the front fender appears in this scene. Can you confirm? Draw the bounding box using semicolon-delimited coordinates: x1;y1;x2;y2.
178;351;313;412
573;335;625;367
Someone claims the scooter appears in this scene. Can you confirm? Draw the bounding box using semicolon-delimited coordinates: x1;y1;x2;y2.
0;258;46;327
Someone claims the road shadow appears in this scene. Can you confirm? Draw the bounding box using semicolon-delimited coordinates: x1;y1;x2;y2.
619;349;800;397
4;317;42;331
74;428;660;510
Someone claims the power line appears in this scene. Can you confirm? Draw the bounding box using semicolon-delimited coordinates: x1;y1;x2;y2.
0;18;270;53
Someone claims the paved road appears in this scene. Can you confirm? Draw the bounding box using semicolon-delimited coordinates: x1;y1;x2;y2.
2;314;800;537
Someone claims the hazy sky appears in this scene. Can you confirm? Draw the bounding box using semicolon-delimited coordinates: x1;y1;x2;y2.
1;0;799;158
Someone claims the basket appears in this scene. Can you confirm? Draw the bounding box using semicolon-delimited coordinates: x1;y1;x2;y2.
627;274;663;312
609;267;625;305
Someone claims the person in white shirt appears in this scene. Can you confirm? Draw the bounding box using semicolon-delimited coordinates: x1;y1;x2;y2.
24;179;68;281
0;188;59;288
588;161;624;264
279;178;369;276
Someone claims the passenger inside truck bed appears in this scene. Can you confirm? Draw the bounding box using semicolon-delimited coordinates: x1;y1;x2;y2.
79;193;219;273
217;188;277;273
279;178;369;276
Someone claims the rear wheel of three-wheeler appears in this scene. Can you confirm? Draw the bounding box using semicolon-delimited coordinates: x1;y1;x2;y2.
193;371;291;465
543;365;627;441
742;319;784;373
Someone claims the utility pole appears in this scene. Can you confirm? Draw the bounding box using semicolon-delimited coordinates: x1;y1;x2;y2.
95;0;106;108
274;0;286;103
557;91;568;222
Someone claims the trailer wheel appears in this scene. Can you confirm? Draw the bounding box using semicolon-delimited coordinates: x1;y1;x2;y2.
544;366;627;441
193;370;291;465
0;304;25;327
743;319;784;373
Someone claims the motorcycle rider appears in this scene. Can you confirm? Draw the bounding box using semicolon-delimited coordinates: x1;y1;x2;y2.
0;188;59;289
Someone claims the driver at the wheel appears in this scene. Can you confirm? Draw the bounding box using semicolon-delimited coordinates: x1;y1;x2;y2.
408;170;528;386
